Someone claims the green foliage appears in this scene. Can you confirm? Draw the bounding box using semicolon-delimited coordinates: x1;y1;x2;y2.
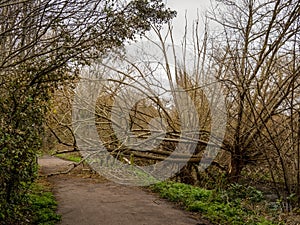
27;183;61;225
151;182;280;225
152;182;212;204
223;183;264;204
0;181;60;225
0;89;44;224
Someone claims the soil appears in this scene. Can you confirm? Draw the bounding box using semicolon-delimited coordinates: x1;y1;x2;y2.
38;155;212;225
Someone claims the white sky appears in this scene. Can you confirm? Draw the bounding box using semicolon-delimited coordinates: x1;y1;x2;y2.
163;0;212;43
125;0;214;74
165;0;211;17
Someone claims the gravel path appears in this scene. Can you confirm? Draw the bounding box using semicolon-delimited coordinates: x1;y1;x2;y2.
38;155;209;225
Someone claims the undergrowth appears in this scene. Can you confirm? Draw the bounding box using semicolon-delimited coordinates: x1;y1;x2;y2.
27;180;61;225
0;179;60;225
151;182;283;225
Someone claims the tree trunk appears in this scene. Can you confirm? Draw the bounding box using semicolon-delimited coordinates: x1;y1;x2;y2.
228;156;244;183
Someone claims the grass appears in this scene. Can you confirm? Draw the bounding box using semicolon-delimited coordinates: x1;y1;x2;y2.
56;153;82;163
27;179;61;225
151;181;283;225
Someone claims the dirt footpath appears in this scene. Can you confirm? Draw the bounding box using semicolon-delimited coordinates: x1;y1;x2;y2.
38;155;209;225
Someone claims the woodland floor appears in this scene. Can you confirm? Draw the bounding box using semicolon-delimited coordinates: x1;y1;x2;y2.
38;155;212;225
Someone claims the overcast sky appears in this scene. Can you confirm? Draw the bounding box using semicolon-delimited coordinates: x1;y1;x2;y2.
126;0;214;66
165;0;211;15
164;0;211;40
127;0;214;62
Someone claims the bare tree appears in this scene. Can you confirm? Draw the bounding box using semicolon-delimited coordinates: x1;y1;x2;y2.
208;0;300;210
